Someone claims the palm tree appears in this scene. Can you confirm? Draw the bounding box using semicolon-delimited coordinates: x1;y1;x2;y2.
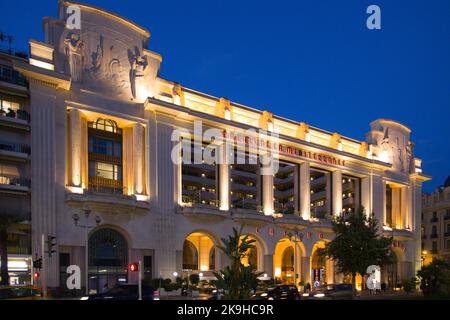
213;227;263;299
0;213;23;285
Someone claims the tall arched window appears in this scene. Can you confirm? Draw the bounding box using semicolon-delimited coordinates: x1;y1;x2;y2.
182;240;198;270
88;228;128;267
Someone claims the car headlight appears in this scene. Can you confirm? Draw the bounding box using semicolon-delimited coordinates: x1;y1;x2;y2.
302;293;310;297
314;293;325;298
261;293;268;297
80;296;89;300
268;297;274;300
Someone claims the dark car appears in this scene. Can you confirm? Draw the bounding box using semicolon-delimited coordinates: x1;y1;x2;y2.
82;284;154;300
0;286;42;300
252;285;300;300
303;284;354;300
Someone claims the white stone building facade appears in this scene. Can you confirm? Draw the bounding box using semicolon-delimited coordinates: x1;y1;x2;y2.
11;1;430;293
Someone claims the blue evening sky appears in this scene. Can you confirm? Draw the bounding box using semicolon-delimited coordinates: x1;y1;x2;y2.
1;0;449;192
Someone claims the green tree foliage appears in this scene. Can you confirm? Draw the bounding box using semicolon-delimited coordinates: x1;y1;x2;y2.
318;207;393;291
418;259;450;298
0;213;23;285
213;227;263;299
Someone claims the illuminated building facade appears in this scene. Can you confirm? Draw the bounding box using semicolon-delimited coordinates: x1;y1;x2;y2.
422;177;450;265
0;43;32;285
10;1;430;292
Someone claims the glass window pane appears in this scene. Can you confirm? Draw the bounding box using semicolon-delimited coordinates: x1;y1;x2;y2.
230;150;260;210
182;141;217;206
310;168;331;219
274;162;296;214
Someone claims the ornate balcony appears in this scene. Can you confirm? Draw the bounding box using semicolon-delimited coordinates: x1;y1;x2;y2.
176;202;227;222
65;187;148;215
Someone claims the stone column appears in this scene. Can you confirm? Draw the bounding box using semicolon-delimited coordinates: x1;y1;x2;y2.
123;127;134;195
372;174;385;233
301;256;311;285
261;155;274;216
133;123;145;195
361;176;371;217
332;170;343;216
392;187;402;229
299;163;311;220
69;108;82;187
218;143;229;211
264;254;274;278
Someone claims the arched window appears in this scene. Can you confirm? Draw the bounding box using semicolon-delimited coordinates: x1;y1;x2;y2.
89;118;121;133
182;240;198;270
88;228;128;267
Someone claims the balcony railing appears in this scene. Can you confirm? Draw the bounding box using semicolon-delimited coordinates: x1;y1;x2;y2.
445;231;450;237
0;175;31;188
430;234;438;239
430;217;439;223
0;141;31;154
0;64;27;87
0;108;30;122
444;215;450;221
88;176;123;194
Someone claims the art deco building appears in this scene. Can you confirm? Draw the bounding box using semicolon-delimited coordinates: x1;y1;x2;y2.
6;1;430;293
422;177;450;265
0;40;32;284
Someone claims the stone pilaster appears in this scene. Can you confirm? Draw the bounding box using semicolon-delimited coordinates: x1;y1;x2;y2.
299;162;311;220
332;170;342;216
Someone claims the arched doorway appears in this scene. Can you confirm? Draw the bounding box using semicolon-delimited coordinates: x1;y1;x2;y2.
311;241;334;288
274;237;304;285
240;235;262;271
182;232;216;272
88;228;128;294
383;249;402;289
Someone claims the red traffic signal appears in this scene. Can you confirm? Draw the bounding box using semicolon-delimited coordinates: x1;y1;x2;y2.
128;262;139;272
33;271;40;279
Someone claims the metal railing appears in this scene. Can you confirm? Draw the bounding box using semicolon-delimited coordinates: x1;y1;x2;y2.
0;64;27;86
430;217;439;223
0;175;31;187
0;141;31;154
0;108;30;122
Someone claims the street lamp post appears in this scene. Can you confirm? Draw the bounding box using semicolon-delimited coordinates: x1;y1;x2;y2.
72;204;102;295
287;232;301;287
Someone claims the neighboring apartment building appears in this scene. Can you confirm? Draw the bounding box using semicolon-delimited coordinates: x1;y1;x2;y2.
0;39;32;285
422;177;450;265
1;1;430;293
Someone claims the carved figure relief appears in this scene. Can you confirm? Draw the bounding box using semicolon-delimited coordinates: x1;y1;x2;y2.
64;33;84;82
128;47;148;99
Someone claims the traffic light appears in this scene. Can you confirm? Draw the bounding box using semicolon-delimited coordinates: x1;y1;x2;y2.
33;271;40;280
128;262;139;272
46;235;57;257
33;257;42;270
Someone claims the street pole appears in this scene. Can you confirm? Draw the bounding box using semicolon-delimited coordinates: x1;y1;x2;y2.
41;234;47;298
138;260;142;300
85;227;88;295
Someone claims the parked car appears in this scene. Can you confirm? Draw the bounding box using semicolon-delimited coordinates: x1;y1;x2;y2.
81;284;154;300
303;284;354;300
252;285;300;300
0;286;42;300
208;288;225;300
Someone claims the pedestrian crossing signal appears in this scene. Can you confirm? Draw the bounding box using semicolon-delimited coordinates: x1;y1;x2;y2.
128;262;139;272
